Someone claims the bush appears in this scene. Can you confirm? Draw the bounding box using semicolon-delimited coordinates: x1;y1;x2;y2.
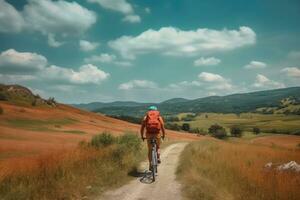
208;124;227;139
165;116;180;122
253;127;260;135
182;123;190;132
0;92;8;101
230;125;243;137
32;99;37;106
118;133;141;152
165;123;181;131
90;132;115;148
46;97;56;106
0;106;3;115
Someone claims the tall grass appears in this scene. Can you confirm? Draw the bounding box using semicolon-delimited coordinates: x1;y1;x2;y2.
0;132;143;200
177;139;300;200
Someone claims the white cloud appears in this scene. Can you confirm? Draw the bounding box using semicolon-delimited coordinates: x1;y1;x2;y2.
23;0;97;36
0;49;47;73
119;80;157;90
122;14;141;23
48;34;64;47
87;0;141;24
113;61;132;67
85;53;116;63
0;0;25;33
244;61;267;69
168;81;202;89
169;72;233;92
194;57;221;66
0;74;36;83
288;51;300;60
87;0;133;14
79;40;99;51
198;72;225;82
84;53;132;66
198;72;233;90
145;7;151;14
0;0;97;47
252;74;285;89
109;26;256;59
281;67;300;78
45;64;109;84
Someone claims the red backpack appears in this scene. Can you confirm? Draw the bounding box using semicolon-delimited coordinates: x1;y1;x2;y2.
146;110;161;133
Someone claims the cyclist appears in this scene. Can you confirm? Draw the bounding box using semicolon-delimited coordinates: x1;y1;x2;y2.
140;105;165;170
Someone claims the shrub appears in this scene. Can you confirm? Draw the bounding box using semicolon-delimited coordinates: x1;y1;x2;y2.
182;114;195;121
208;124;227;139
165;123;181;131
0;106;3;115
90;132;115;148
253;127;260;135
117;133;141;152
32;99;37;106
46;97;57;106
182;123;190;132
165;116;180;122
0;92;8;101
230;125;243;137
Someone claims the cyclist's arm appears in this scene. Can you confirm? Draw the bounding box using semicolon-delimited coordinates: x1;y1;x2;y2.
159;116;166;139
140;116;146;140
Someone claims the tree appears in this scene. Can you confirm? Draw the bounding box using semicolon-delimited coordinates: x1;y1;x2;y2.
182;123;190;132
230;125;243;137
253;127;260;135
208;124;227;139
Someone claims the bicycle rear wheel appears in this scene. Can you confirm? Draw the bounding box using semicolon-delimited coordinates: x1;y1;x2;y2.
152;165;155;181
151;146;157;182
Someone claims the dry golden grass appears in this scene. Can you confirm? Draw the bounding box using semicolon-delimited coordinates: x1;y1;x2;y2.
0;134;144;200
177;138;300;200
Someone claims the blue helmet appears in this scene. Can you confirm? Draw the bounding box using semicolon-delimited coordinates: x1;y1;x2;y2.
148;105;158;111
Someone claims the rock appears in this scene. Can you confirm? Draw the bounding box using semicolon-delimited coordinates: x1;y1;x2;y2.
277;161;300;172
265;162;273;168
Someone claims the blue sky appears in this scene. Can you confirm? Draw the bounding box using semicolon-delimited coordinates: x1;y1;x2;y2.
0;0;300;103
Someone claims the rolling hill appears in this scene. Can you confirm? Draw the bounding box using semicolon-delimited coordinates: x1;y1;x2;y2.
0;84;198;163
73;87;300;117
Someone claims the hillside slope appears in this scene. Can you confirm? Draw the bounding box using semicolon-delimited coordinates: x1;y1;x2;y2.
0;84;198;162
89;87;300;116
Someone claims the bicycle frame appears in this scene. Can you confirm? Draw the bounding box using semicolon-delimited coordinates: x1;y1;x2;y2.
150;138;158;181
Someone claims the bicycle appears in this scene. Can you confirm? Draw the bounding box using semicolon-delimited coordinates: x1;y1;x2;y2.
150;138;158;182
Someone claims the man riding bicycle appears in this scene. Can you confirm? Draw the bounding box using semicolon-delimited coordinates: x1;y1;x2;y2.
140;106;166;171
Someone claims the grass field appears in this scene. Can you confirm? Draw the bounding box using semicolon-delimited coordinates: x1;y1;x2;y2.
4;118;78;131
177;138;300;200
0;133;144;200
173;112;300;134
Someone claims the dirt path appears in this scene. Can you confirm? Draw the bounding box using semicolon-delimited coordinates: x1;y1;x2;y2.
98;142;188;200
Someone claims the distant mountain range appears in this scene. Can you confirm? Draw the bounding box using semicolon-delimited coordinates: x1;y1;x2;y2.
72;87;300;117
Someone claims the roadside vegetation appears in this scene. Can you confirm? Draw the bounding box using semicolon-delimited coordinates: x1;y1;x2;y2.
164;112;300;135
0;105;3;115
0;132;143;200
177;139;300;200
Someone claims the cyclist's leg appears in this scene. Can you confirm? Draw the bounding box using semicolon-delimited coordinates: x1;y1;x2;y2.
146;134;153;170
156;133;161;163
